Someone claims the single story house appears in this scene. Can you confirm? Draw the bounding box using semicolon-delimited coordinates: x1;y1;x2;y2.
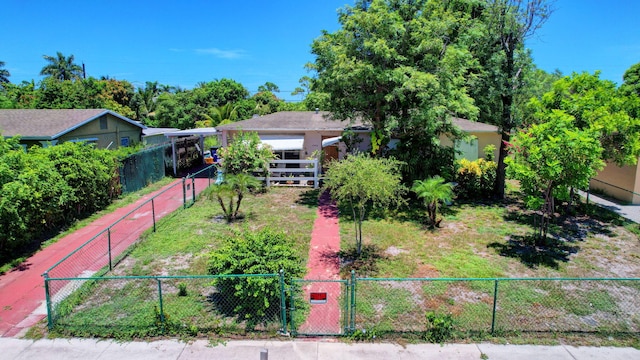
590;161;640;204
215;111;371;166
0;109;145;150
215;111;501;165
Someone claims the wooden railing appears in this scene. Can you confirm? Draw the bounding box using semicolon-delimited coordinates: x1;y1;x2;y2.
255;159;319;189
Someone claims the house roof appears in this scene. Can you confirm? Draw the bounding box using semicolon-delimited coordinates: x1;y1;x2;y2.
215;111;369;132
215;111;497;134
452;117;499;133
0;109;146;140
143;127;179;136
163;127;219;138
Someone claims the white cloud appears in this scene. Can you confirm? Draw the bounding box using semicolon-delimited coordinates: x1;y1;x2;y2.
195;48;246;59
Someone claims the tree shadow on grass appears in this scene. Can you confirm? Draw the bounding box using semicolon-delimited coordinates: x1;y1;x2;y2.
296;188;321;208
488;235;580;269
502;195;616;243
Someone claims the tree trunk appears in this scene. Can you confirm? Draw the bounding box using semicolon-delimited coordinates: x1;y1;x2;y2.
495;130;511;199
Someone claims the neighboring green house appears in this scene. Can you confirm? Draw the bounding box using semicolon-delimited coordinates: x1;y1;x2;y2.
0;109;145;149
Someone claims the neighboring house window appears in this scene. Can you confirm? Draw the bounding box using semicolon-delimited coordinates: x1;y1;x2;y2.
100;118;108;130
69;138;98;146
121;137;130;147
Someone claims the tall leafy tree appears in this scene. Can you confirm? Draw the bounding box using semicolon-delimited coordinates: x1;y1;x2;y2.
470;0;552;199
0;61;10;85
620;61;640;98
40;52;84;81
312;0;481;182
529;72;640;166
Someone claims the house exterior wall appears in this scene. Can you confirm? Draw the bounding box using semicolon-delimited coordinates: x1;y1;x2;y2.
439;131;501;160
220;129;371;161
591;161;640;204
58;113;142;149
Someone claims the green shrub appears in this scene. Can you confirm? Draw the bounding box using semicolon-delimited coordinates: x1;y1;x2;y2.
0;138;119;262
454;158;497;199
425;311;455;343
207;227;305;329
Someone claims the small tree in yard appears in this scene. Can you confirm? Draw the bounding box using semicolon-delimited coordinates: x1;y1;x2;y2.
205;173;260;222
506;111;604;241
323;153;406;255
411;176;455;228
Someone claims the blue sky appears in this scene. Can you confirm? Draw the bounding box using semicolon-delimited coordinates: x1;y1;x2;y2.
2;1;639;101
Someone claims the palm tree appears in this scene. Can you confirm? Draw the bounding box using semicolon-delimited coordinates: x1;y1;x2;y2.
0;61;10;84
211;102;239;125
40;52;83;81
412;176;454;228
206;173;261;222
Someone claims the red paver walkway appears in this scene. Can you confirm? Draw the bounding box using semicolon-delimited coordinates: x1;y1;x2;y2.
298;191;342;334
0;178;210;337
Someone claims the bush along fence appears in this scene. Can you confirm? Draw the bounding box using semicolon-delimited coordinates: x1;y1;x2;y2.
43;270;640;340
42;165;217;312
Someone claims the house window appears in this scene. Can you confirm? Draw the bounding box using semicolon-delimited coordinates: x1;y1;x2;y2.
121;137;130;147
100;118;108;130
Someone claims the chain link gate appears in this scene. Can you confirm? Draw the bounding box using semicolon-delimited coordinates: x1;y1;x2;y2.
289;279;353;336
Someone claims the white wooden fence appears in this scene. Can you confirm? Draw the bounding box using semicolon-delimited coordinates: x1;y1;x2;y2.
255;159;319;189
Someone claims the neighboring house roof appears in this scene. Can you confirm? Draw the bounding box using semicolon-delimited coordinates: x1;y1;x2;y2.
0;109;146;140
215;111;369;132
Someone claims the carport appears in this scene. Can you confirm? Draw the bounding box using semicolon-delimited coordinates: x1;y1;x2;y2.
164;127;219;176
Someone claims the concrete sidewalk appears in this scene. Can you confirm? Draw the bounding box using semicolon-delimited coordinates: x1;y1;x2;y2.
1;338;638;359
580;190;640;223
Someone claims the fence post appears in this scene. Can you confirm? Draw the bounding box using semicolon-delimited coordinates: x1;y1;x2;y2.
151;198;156;232
191;177;196;203
107;227;112;271
491;279;499;334
313;159;319;189
279;270;287;334
43;271;54;329
157;278;165;331
182;177;187;209
350;270;356;334
289;282;297;336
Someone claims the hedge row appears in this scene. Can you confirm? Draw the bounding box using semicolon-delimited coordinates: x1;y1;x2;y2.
0;137;120;257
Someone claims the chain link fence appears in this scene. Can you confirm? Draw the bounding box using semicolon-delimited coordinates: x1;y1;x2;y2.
45;274;285;338
45;273;640;339
354;277;640;338
119;145;168;194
